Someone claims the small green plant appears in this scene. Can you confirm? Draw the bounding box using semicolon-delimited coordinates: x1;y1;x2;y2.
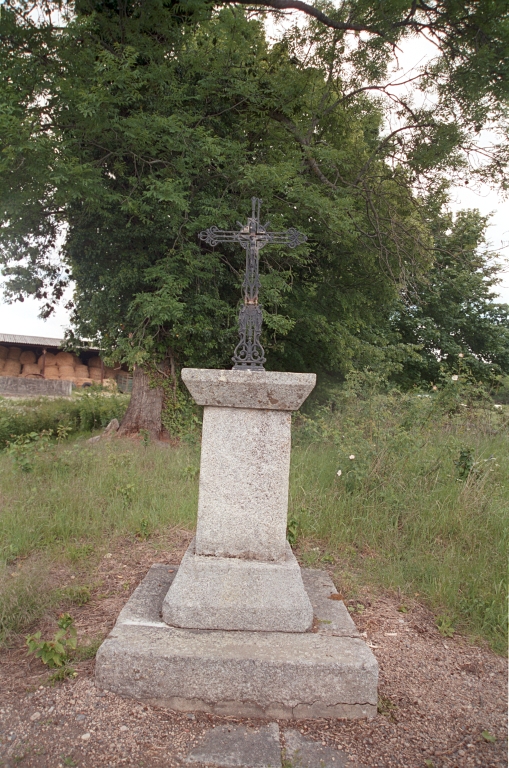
481;730;496;743
287;516;298;547
66;543;95;563
56;424;72;443
61;757;77;767
377;694;397;721
136;518;150;539
73;636;103;662
108;451;133;470
436;614;455;637
139;428;151;447
6;430;53;472
182;464;199;480
454;447;475;478
59;585;91;606
347;602;365;614
26;613;77;668
115;483;136;507
48;666;78;683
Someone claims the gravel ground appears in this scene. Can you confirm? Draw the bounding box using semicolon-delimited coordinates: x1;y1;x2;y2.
0;535;506;768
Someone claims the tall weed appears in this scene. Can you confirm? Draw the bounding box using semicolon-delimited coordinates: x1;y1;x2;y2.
291;385;508;653
0;378;506;654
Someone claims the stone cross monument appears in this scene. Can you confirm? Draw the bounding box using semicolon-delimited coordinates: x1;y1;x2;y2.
96;199;378;720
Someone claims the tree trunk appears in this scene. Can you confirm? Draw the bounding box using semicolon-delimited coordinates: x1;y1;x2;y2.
117;365;168;441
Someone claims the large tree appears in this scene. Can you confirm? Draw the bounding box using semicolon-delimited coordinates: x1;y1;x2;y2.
393;209;509;386
0;0;508;435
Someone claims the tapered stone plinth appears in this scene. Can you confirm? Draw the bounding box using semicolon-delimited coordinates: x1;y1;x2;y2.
162;369;316;633
163;538;313;632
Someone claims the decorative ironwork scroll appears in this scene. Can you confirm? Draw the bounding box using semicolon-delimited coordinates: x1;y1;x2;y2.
199;198;307;370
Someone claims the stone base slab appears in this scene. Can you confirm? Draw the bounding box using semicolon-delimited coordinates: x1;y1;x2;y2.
162;540;313;632
95;564;378;720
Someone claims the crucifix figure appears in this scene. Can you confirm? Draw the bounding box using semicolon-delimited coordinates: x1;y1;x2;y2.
199;198;307;370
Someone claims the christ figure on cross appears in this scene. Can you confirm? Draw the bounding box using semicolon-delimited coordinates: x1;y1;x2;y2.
199;198;307;370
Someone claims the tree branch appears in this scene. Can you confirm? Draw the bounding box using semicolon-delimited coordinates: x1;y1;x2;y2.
233;0;385;36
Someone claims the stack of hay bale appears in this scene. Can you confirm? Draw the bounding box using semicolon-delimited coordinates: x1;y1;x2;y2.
87;356;117;385
20;350;41;377
0;345;118;386
87;356;103;383
38;351;92;385
0;346;25;377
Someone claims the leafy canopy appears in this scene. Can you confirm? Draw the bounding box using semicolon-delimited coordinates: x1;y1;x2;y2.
0;0;507;382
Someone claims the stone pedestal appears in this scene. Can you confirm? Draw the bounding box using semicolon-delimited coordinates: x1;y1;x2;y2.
162;369;316;633
95;367;379;719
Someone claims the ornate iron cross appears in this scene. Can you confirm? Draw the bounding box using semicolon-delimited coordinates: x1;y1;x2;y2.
199;198;307;370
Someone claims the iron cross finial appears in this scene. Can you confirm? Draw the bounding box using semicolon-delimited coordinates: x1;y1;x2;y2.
199;198;307;370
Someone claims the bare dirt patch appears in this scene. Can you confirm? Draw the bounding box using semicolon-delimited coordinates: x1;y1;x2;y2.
0;537;506;768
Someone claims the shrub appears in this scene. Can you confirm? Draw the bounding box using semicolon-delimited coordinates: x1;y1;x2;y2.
0;390;129;449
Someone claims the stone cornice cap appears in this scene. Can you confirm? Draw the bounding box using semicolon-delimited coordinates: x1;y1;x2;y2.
181;369;316;411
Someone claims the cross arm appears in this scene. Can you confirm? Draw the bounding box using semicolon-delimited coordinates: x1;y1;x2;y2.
199;226;243;247
266;228;308;248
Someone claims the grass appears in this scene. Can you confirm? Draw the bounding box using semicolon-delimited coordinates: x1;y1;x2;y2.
0;434;199;644
289;388;508;653
0;385;507;654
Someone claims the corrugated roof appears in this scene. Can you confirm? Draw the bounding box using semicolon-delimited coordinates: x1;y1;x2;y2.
0;333;64;348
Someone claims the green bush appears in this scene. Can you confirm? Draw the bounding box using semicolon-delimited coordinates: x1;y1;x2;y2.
0;389;129;449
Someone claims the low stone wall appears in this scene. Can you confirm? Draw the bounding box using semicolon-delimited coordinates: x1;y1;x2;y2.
0;376;72;397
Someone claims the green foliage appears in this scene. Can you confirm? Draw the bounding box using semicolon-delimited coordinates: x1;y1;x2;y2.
0;392;129;449
26;613;77;668
58;585;91;606
6;430;53;472
136;518;150;539
73;635;103;662
286;516;299;548
0;440;199;569
48;666;78;683
436;615;455;638
114;483;136;508
377;695;397;721
139;429;150;447
1;0;507;394
454;447;475;479
393;210;509;386
0;560;56;646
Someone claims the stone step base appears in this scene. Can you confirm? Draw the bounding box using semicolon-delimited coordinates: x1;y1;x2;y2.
95;564;378;720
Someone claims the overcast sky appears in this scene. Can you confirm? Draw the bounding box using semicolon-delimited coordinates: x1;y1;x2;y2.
1;21;507;339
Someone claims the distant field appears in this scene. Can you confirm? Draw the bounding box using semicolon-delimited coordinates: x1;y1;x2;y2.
0;388;507;654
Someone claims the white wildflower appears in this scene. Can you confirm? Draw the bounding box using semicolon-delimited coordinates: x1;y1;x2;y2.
349;454;355;460
451;375;459;381
458;353;464;358
494;404;503;409
336;469;342;477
